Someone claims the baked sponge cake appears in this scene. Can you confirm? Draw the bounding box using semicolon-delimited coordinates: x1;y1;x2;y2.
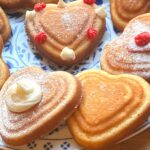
25;0;106;65
0;0;58;10
0;36;9;89
0;7;11;42
67;70;150;150
0;67;81;146
110;0;150;31
101;13;150;82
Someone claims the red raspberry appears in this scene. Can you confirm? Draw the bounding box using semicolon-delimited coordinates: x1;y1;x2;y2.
84;0;96;5
34;2;46;12
34;32;47;43
87;28;98;39
135;32;150;47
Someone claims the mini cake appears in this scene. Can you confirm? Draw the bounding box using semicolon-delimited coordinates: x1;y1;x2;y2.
0;67;81;146
0;7;11;42
68;70;150;150
101;13;150;82
0;0;58;10
110;0;150;31
25;0;106;65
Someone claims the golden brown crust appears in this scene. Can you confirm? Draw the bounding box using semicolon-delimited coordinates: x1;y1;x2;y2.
67;70;150;150
25;0;105;65
0;58;10;89
0;0;58;10
0;36;9;89
0;67;82;146
110;0;150;31
0;7;11;42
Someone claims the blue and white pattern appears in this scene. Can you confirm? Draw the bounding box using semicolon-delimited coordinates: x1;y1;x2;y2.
0;0;150;150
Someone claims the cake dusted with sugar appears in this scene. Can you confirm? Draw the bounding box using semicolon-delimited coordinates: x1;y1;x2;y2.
0;67;81;145
101;13;150;82
25;0;106;65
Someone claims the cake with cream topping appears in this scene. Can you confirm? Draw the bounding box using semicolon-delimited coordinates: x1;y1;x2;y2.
0;67;81;145
25;0;106;65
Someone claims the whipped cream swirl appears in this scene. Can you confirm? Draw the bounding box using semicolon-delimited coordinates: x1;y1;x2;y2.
5;79;42;113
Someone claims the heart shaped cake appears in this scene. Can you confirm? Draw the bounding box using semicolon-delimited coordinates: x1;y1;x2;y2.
110;0;150;31
25;0;106;65
0;67;81;146
0;0;58;10
101;13;150;82
67;70;150;150
0;36;9;89
0;7;11;42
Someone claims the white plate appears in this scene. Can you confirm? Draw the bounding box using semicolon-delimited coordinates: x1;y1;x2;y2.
0;0;150;149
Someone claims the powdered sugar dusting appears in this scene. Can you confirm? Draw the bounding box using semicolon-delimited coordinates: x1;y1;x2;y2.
128;39;150;52
124;21;150;52
39;6;92;45
0;70;79;138
61;10;89;35
61;13;72;32
104;18;150;79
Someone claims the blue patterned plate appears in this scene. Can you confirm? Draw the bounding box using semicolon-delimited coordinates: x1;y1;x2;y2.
0;0;150;149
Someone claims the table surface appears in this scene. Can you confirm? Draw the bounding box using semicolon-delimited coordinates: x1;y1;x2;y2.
105;128;150;150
